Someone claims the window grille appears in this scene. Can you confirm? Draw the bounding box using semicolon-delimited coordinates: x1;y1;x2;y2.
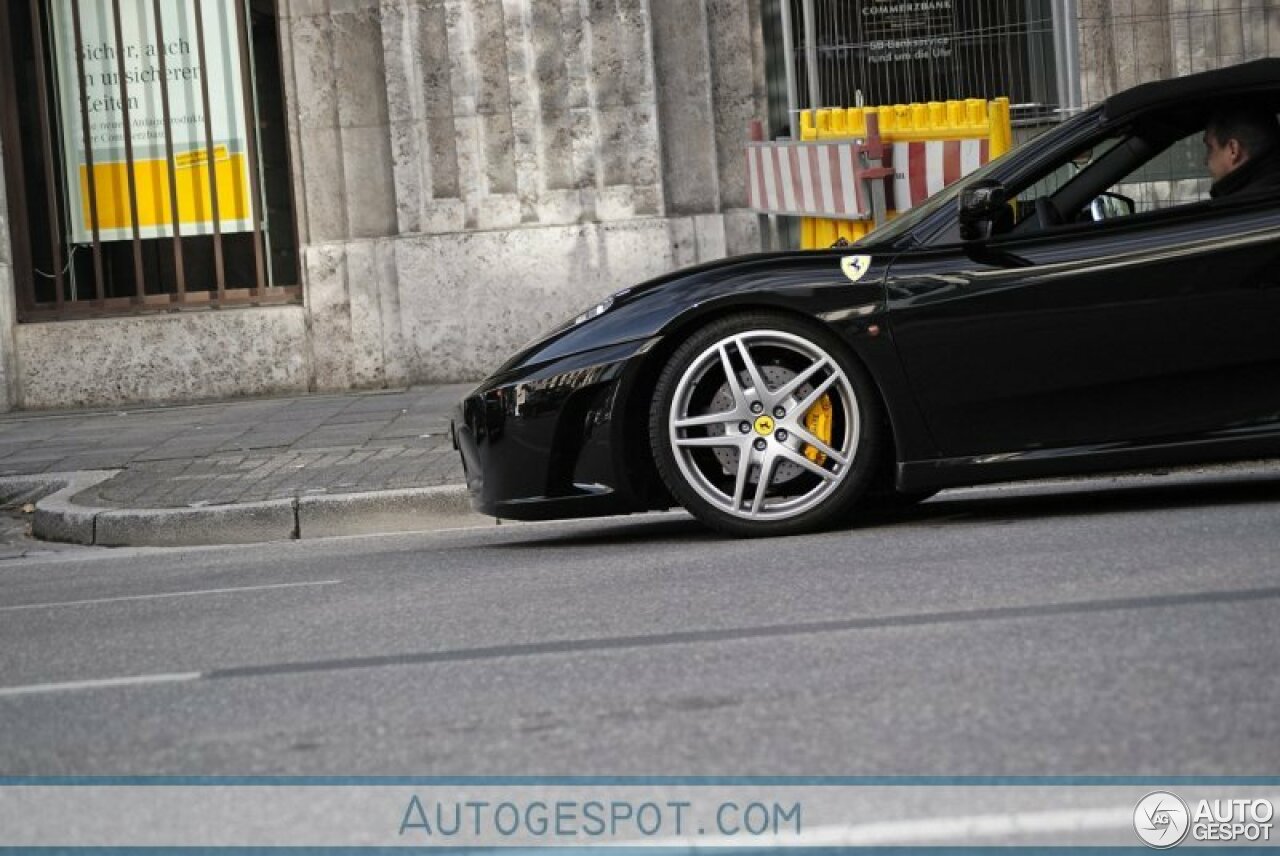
0;0;299;321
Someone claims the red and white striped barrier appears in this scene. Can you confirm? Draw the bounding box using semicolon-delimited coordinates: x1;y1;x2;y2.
746;137;991;220
746;142;871;220
890;139;990;211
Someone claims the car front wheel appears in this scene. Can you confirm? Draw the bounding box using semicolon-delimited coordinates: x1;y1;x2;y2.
649;313;883;537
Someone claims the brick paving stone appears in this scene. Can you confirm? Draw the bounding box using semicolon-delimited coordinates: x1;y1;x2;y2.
255;422;333;441
320;408;404;427
0;456;75;474
290;424;384;449
342;449;378;466
39;457;114;473
197;401;291;423
273;404;352;422
341;392;416;410
371;415;447;440
361;436;431;449
217;433;304;452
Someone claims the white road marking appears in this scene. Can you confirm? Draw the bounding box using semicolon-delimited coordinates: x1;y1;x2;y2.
0;672;202;698
798;795;1280;847
631;807;1134;848
787;808;1134;845
0;579;342;613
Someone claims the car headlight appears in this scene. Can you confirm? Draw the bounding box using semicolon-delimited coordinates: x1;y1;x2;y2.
573;296;615;326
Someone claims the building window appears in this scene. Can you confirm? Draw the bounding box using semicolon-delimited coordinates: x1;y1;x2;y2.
0;0;299;321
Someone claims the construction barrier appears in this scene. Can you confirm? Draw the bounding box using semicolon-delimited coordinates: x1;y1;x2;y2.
746;98;1013;249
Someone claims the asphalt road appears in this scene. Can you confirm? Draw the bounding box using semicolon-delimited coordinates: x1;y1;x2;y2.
1;466;1278;776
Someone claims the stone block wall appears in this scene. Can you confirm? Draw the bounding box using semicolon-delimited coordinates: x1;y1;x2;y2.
373;0;666;233
1078;0;1280;104
17;309;313;409
275;0;767;391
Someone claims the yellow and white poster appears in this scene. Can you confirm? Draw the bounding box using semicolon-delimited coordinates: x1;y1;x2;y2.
52;0;254;242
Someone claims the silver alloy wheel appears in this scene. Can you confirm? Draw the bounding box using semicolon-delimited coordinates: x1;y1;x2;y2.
667;329;860;522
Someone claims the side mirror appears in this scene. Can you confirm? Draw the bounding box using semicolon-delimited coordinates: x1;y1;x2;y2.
958;179;1009;242
1089;191;1136;221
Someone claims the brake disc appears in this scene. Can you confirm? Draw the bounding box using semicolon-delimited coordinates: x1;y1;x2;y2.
706;365;825;484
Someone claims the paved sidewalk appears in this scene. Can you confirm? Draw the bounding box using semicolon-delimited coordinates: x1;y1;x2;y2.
0;384;481;548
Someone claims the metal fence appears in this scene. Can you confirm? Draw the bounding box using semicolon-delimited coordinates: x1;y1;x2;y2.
764;0;1069;135
0;0;299;321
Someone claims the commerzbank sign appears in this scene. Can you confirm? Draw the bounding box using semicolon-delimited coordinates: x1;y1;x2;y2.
51;0;254;243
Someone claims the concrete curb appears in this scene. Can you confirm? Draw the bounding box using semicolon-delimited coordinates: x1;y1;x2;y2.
1;471;120;546
297;485;483;539
95;500;300;548
1;474;485;547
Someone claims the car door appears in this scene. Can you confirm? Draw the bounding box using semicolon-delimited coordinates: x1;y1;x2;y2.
885;195;1280;458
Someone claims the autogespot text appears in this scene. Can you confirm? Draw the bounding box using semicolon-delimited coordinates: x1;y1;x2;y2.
399;795;802;841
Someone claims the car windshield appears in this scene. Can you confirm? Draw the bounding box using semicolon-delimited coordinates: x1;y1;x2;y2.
859;154;1007;247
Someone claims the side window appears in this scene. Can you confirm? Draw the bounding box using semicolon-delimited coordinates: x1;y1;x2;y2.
1017;110;1280;231
1013;139;1121;209
1110;131;1212;213
1003;135;1129;231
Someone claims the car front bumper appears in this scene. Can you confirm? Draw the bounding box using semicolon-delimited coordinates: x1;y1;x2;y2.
452;337;668;521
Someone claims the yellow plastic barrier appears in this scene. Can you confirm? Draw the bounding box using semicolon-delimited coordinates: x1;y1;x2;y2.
797;97;1012;249
799;110;818;251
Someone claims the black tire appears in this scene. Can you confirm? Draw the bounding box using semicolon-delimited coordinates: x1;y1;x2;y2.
648;312;885;537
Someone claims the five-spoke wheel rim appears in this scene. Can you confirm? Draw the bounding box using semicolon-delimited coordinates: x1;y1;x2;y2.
667;329;860;522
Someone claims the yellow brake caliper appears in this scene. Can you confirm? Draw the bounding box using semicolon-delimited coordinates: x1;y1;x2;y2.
803;394;833;465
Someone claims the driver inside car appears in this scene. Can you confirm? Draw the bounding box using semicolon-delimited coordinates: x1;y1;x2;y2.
1204;105;1280;198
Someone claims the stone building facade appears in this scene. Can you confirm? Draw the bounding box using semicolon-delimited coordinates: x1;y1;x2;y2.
0;0;767;409
0;1;1274;410
1077;0;1280;105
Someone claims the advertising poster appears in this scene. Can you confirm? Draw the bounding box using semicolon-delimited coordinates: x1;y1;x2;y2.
51;0;253;243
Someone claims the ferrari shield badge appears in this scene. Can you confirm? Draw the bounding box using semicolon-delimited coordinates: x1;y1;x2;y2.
841;255;873;283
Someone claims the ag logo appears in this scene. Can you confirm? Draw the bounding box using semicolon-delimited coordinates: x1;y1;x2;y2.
1134;791;1190;848
840;255;873;283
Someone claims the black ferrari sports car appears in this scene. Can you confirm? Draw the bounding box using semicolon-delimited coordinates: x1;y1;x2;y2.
454;59;1280;537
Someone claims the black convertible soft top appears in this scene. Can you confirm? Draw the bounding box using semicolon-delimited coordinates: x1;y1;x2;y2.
1103;58;1280;121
